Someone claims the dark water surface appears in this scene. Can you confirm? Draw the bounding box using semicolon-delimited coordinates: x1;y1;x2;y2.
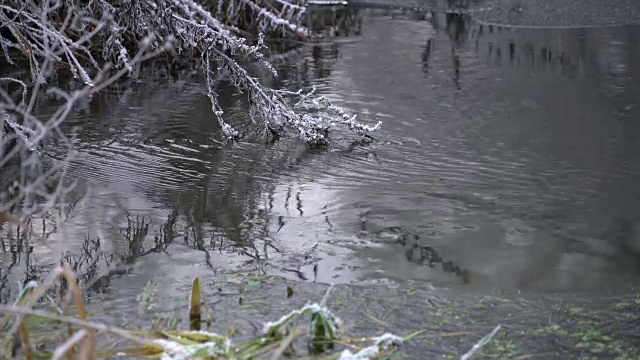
3;8;640;310
315;11;640;291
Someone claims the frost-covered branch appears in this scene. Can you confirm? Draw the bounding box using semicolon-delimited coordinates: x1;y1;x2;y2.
0;1;166;220
2;0;380;147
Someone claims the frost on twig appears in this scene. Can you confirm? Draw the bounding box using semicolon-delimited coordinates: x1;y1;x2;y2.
338;333;404;360
0;0;381;241
0;1;164;219
1;0;380;147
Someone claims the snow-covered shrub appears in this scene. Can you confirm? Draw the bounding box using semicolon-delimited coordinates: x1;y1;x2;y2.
0;0;380;146
0;0;380;218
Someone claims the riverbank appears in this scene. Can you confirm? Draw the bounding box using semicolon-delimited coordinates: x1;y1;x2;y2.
125;275;640;359
4;267;638;359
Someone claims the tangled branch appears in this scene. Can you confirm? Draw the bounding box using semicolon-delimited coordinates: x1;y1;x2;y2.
0;0;380;216
1;0;380;142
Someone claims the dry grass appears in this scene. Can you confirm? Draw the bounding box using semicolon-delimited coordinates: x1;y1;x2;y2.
0;265;404;359
0;259;501;360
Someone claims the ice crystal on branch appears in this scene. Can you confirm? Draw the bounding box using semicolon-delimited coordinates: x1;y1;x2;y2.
1;0;380;218
1;0;380;146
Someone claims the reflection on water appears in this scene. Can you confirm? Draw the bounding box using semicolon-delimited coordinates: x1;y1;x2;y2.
2;7;640;304
331;9;640;291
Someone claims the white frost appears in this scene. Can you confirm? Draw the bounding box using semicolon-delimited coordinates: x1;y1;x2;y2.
338;333;404;360
154;332;232;360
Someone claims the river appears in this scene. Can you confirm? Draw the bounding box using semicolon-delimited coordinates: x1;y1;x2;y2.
1;4;639;358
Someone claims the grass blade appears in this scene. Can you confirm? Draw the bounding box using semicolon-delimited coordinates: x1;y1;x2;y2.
460;325;501;360
61;265;95;360
52;329;87;360
18;321;33;360
190;276;203;331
